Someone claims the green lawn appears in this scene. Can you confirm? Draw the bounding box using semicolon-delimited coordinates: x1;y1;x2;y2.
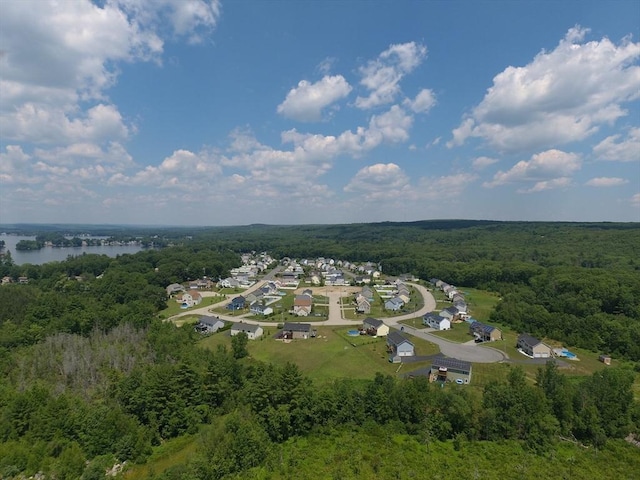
429;324;474;343
158;295;225;318
200;327;441;383
459;287;501;321
123;435;197;480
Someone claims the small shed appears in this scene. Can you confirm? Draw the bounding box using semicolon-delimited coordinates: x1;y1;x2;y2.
599;354;612;365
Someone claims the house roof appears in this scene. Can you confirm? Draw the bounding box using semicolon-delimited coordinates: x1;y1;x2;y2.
431;355;472;372
424;313;447;324
363;317;384;328
294;294;312;306
387;331;413;347
198;315;224;326
517;333;542;347
231;295;246;304
442;306;458;315
283;322;311;332
232;322;261;333
470;321;497;334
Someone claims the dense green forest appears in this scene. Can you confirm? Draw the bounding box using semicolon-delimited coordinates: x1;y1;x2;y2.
0;221;639;478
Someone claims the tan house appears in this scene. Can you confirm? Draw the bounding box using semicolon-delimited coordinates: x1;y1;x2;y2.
517;334;552;358
363;317;389;337
293;294;312;316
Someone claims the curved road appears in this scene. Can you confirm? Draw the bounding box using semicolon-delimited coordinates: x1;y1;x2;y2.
168;279;505;363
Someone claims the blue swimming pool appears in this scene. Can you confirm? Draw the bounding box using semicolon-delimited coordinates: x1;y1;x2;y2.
347;330;360;336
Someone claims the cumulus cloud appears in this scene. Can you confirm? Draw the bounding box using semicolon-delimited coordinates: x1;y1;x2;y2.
585;177;629;187
281;105;414;158
472;156;499;170
592;127;640;162
631;193;640;207
484;149;581;189
344;163;411;200
518;177;572;194
277;75;352;122
448;26;640;152
0;0;219;145
356;41;427;109
403;88;436;113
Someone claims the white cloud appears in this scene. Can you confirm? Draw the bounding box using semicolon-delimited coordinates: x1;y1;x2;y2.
0;0;219;146
277;75;352;122
344;163;411;200
472;156;498;170
356;41;427;109
519;177;572;193
585;177;629;187
109;0;221;44
1;103;130;145
484;149;581;189
592;127;640;162
448;27;640;152
631;193;640;207
403;88;436;113
281;105;414;157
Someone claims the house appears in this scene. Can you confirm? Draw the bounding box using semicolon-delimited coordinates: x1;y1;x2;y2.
429;356;472;384
250;303;273;316
166;283;184;296
1;276;13;285
178;290;202;307
218;277;240;289
361;286;375;302
423;313;451;331
230;322;263;340
385;297;404;311
453;301;468;316
440;306;459;320
387;331;415;362
355;296;371;314
195;316;225;334
293;294;312;316
18;276;29;284
281;322;312;339
362;317;389;337
517;334;553;358
227;295;246;310
469;321;502;342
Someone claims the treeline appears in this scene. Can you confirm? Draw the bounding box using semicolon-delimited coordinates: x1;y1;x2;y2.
0;246;239;348
187;221;640;361
1;321;637;478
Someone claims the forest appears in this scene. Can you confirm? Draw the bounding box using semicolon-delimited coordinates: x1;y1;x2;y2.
0;220;638;479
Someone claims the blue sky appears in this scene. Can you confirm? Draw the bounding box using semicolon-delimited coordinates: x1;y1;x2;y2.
1;0;639;226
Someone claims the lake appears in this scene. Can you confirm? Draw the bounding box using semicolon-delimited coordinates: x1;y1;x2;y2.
0;234;146;265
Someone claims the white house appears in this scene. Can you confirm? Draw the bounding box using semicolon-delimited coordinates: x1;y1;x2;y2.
230;322;263;340
178;290;202;308
423;313;451;331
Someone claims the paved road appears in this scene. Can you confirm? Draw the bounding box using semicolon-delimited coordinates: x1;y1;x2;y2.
167;275;505;363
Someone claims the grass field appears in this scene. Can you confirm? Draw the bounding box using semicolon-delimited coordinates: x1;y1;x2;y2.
460;287;501;321
123;435;197;480
200;327;440;383
159;295;225;318
429;323;475;343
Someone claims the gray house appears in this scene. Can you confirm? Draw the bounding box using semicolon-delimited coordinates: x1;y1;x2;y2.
387;331;415;362
282;322;312;339
195;315;225;334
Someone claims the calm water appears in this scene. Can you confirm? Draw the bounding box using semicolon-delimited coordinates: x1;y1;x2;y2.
0;234;145;265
